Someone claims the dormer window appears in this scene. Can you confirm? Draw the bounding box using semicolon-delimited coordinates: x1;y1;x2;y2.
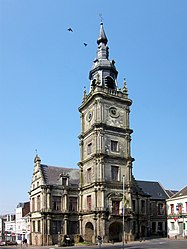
62;177;67;186
59;173;69;186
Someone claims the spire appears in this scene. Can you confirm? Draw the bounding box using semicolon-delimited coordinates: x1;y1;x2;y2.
97;22;108;45
96;22;109;60
89;22;118;91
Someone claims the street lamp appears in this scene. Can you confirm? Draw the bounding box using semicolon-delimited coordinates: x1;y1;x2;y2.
122;175;125;249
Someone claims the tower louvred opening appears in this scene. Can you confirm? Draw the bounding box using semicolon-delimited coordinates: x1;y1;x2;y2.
105;76;115;89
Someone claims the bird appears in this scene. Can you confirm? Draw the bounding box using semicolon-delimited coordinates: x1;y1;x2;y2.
67;27;73;32
83;43;88;46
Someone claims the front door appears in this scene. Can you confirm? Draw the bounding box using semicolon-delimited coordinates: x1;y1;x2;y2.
109;222;123;242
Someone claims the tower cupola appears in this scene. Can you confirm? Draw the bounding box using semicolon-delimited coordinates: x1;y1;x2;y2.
89;22;118;91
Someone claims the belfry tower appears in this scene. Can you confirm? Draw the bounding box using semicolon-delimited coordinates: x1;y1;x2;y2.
78;23;135;242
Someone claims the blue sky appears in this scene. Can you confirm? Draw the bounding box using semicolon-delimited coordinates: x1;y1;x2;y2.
0;0;187;214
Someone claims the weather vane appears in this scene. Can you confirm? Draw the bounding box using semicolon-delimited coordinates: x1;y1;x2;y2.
35;149;38;156
99;13;103;23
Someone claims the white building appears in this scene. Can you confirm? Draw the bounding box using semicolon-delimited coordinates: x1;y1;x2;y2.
15;202;30;244
4;214;16;242
167;186;187;238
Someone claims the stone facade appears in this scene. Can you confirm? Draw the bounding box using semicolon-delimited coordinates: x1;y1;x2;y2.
29;22;169;245
78;23;135;243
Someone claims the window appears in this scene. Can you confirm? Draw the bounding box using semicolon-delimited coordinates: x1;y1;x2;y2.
37;195;41;211
87;143;92;155
141;200;145;214
132;200;136;212
150;202;154;216
158;203;164;215
52;196;61;211
105;76;115;89
152;222;156;233
62;177;67;186
111;166;119;181
112;201;120;215
33;221;35;233
32;198;35;212
87;195;92;211
52;221;61;234
158;222;163;232
37;220;40;233
170;204;174;214
111;140;118;152
177;203;183;214
87;168;92;183
69;197;77;211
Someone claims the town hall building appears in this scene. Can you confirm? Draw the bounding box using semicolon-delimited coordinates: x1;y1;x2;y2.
29;23;169;246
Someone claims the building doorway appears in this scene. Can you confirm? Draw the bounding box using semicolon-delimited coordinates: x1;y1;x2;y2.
109;222;122;242
84;222;94;242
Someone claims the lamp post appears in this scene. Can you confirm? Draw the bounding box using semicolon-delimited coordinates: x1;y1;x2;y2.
122;175;125;249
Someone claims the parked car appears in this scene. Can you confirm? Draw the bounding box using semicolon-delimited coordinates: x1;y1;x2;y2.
0;241;6;246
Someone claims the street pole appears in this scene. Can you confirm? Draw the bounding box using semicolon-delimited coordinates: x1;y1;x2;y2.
183;214;185;238
122;175;125;249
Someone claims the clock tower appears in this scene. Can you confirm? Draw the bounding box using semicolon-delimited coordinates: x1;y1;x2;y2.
78;22;135;243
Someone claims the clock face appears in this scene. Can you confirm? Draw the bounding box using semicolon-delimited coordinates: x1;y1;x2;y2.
109;107;119;118
87;110;93;122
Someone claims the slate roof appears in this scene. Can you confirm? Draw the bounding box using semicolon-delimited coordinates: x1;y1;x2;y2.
165;189;178;197
172;186;187;198
41;164;80;186
136;180;169;200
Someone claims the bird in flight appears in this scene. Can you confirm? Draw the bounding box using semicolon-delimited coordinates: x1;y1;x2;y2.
67;27;87;47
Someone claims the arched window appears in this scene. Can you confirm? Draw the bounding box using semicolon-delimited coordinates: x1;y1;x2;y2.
91;79;96;88
105;76;115;89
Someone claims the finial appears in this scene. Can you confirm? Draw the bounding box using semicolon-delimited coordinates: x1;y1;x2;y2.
123;78;128;94
99;13;103;23
82;86;87;102
34;149;41;163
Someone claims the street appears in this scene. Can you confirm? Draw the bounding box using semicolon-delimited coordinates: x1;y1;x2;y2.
2;238;187;249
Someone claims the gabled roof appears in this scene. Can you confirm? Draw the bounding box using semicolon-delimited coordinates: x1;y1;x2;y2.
165;189;178;197
171;186;187;198
41;164;80;186
137;180;169;200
